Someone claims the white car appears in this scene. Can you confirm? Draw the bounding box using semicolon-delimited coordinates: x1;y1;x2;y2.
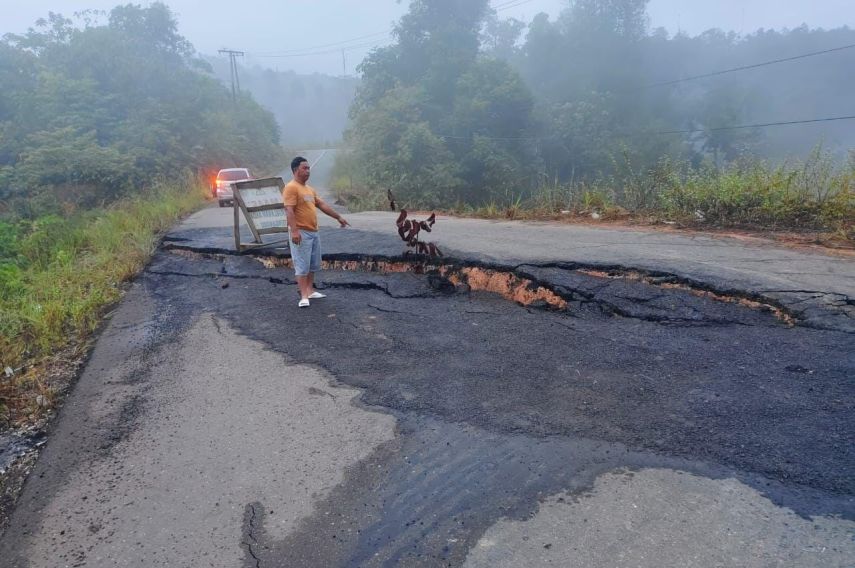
213;168;252;207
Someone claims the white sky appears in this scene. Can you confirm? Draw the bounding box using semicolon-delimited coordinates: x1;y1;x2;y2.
1;0;853;75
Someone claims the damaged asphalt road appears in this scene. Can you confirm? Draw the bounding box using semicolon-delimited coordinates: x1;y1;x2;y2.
148;250;855;494
1;207;853;567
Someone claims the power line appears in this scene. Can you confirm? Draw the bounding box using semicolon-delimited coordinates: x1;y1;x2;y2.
251;39;386;58
645;43;855;88
493;0;523;8
246;0;538;59
438;133;541;140
494;0;537;11
436;115;855;142
652;115;855;135
251;31;391;56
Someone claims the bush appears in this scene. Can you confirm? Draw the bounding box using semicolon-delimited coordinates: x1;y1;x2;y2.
447;148;853;236
658;149;853;231
0;5;284;220
0;178;206;371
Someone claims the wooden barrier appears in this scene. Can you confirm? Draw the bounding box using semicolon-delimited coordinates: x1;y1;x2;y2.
232;177;289;252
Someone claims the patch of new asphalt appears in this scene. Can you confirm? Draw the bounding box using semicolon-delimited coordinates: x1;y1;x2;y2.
2;209;853;565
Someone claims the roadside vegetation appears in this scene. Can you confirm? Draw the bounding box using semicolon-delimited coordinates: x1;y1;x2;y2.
0;180;206;424
0;3;284;426
454;149;854;239
336;147;854;241
331;0;854;241
0;4;284;219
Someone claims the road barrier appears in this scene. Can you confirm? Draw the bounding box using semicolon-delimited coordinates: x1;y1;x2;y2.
232;177;289;253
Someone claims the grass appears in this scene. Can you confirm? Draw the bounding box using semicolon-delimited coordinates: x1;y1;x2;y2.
335;149;854;242
656;154;854;234
0;177;207;425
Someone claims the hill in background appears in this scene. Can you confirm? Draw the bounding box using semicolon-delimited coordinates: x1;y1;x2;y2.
206;56;358;148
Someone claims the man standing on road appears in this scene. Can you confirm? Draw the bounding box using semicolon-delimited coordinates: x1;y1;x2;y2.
283;156;350;308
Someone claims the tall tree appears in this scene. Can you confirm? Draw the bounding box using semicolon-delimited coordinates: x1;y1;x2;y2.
0;3;284;217
346;0;535;206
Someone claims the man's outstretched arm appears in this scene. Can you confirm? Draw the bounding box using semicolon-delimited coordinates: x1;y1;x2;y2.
317;199;350;228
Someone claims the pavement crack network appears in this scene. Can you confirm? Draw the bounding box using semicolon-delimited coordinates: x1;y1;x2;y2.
763;290;853;304
330;315;361;331
611;292;669;304
550;319;579;332
783;296;826;305
761;289;831;294
210;314;223;335
368;303;423;316
148;269;293;286
241;503;262;568
164;250;813;329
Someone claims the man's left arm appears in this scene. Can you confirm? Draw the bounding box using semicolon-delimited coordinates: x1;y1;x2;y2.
317;198;350;228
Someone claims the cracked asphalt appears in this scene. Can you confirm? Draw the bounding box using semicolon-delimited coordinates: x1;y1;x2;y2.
1;158;853;567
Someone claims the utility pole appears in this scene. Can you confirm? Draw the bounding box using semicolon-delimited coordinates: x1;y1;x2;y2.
341;49;347;76
218;48;245;101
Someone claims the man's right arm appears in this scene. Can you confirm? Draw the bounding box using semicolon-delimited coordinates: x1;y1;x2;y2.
285;206;301;244
282;185;301;244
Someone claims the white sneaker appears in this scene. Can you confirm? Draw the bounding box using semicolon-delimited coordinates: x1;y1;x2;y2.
308;292;327;299
298;298;310;308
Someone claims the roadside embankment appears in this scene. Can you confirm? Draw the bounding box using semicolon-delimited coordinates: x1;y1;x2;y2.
0;180;208;495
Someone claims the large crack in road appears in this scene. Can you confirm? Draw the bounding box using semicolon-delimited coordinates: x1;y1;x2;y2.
161;222;855;333
165;247;808;327
142;249;853;566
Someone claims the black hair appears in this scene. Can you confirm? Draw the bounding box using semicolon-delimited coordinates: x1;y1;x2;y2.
291;156;308;172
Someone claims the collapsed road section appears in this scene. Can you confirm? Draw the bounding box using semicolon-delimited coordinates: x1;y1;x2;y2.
153;246;853;490
171;246;805;328
2;235;852;567
153;246;853;566
162;225;854;333
251;256;796;325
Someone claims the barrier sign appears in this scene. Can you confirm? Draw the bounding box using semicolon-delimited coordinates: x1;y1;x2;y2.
232;177;289;252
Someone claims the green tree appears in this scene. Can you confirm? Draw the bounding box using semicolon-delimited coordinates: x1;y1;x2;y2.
344;0;535;206
0;2;284;218
481;14;525;61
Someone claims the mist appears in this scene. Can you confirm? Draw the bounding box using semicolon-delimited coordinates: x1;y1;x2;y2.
3;1;854;75
1;0;854;219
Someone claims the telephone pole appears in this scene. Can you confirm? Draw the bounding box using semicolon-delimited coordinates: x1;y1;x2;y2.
218;48;245;101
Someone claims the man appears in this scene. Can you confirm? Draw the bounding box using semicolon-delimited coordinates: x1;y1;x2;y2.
283;156;350;308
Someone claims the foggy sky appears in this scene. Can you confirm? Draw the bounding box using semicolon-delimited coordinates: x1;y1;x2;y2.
2;0;853;75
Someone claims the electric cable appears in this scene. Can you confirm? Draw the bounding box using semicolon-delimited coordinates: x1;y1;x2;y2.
644;43;855;88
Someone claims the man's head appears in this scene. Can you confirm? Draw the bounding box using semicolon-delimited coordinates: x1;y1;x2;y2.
291;156;310;183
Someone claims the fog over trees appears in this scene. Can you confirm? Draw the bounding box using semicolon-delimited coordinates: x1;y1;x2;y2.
328;0;855;208
1;0;852;216
0;1;851;377
206;57;359;148
0;3;283;218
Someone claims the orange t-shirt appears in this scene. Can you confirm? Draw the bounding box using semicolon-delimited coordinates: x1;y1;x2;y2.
282;180;320;231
